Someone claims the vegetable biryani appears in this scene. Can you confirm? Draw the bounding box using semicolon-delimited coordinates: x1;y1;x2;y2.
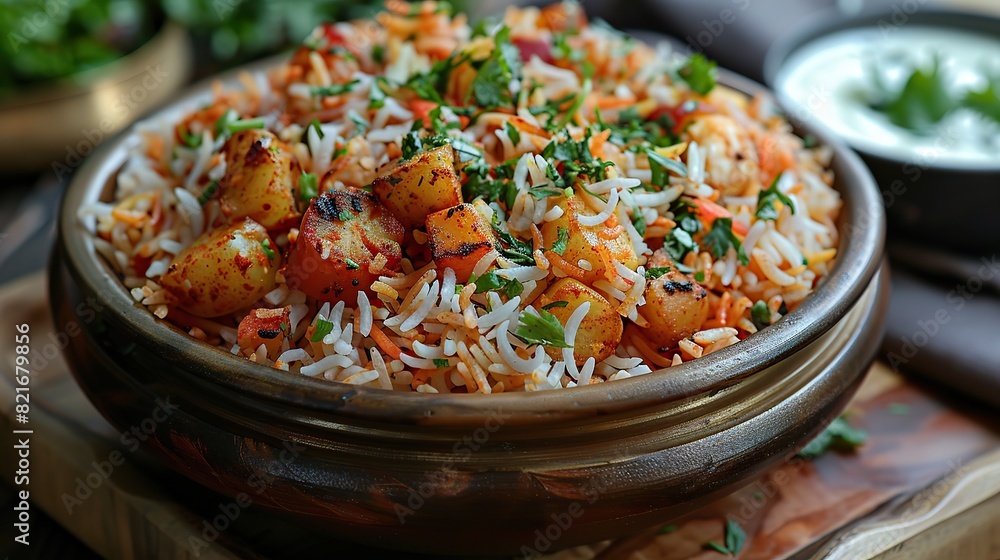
83;1;841;393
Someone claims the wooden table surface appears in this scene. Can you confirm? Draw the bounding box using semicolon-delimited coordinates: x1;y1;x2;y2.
2;271;999;560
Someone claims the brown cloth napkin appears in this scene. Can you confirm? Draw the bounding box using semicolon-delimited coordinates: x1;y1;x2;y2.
882;245;1000;408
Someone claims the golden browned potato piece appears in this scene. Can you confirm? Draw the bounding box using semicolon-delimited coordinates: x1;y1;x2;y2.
541;278;622;366
541;195;638;271
218;129;302;230
160;218;281;318
372;144;462;230
640;268;711;349
426;204;496;283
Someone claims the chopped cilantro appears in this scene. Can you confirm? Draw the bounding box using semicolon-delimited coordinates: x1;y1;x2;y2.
310;318;335;342
664;227;696;265
451;138;482;163
798;415;868;459
694;270;705;282
870;58;952;132
491;215;536;265
645;267;671;280
515;309;571;348
556;74;593;128
179;124;202;148
311;80;360;98
542;301;569;310
197;181;219;206
964;76;1000;126
299;173;318;202
345;258;361;270
646;148;687;187
470;271;524;299
527;187;564;199
702;218;749;265
433;358;451;368
469;26;523;109
260;238;275;261
704;519;746;556
631;209;647;236
371;43;384;64
551;227;569;255
756;173;796;220
750;300;771;331
504;121;521;145
369;78;387;109
678;53;717;96
308;118;324;139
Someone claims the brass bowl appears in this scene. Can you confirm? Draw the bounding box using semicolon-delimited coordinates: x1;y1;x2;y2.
0;22;191;174
51;59;887;555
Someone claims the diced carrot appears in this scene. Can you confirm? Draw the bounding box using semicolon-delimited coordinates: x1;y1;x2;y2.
595;96;635;110
410;99;439;127
369;323;402;360
758;134;795;186
589;128;611;159
693;198;749;236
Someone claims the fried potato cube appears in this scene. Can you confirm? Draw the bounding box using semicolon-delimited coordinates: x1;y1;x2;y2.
372;144;462;230
541;278;623;366
541;195;638;270
426;204;496;283
218;129;302;230
160;218;280;318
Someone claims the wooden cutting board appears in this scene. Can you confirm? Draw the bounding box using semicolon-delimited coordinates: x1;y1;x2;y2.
2;271;999;560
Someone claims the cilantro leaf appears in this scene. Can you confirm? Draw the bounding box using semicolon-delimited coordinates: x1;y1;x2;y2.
678;53;717;96
645;267;671;280
646;148;687;187
702;218;749;265
310;318;335;342
694;270;705;282
368;78;387;109
798;415;868;459
665;227;696;265
756;173;796;220
197;181;219;206
505;121;521;145
964;77;1000;126
469;26;522;109
703;519;746;556
542;301;569;310
751;300;771;331
260;239;276;261
471;271;524;299
491;215;536;265
551;227;569;255
516;309;571;348
871;58;954;132
179;124;202;148
527;187;564;199
631;209;647;236
311;80;360;98
433;358;451;368
299;173;318;202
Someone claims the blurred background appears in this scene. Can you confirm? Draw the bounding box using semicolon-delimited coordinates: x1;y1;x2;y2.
1;1;997;558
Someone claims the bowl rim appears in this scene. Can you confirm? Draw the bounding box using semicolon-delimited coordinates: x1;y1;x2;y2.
59;54;885;424
763;6;1000;174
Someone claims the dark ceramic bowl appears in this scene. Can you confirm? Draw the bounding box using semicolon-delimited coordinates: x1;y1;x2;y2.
764;8;1000;255
52;60;887;555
